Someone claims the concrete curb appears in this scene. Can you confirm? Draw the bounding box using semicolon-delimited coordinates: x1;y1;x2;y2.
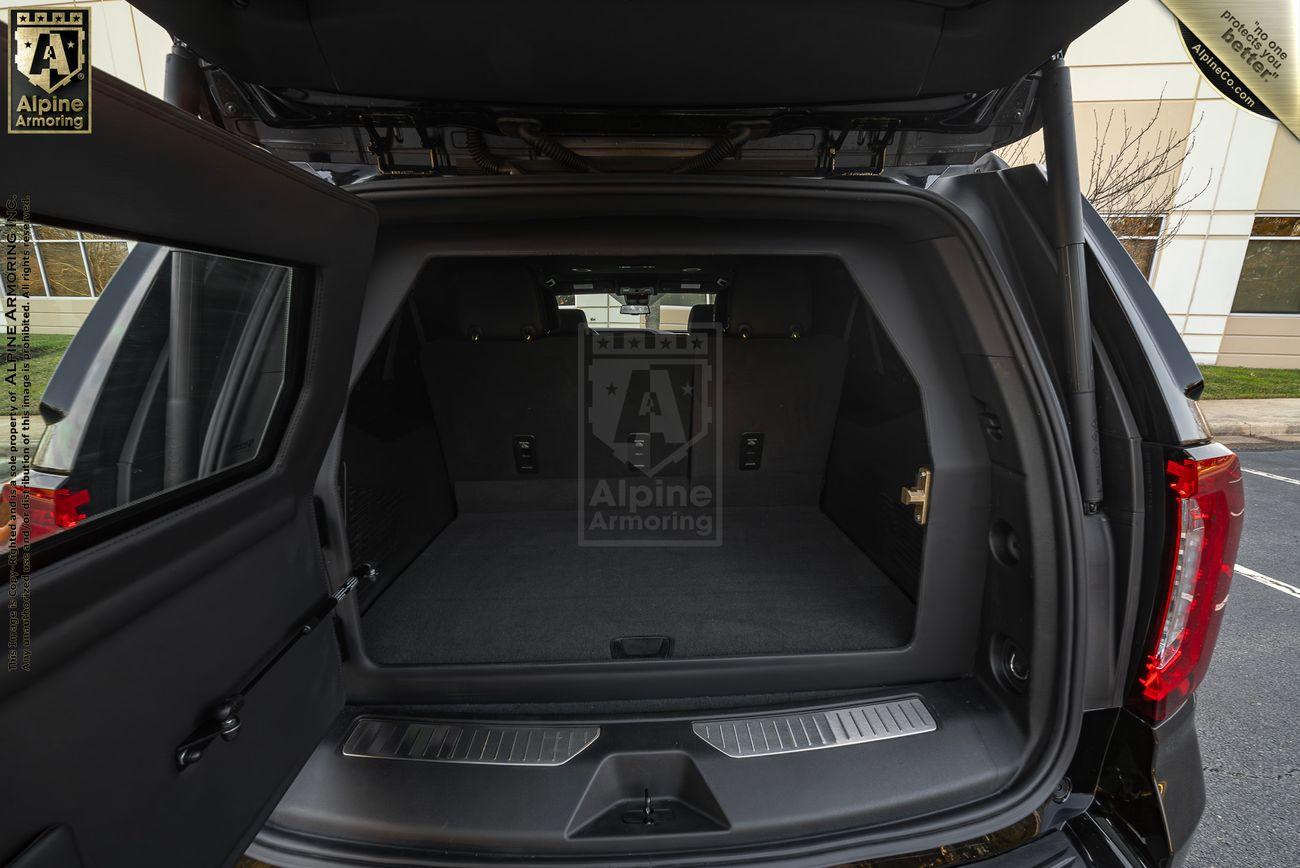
1199;398;1300;437
1207;421;1300;436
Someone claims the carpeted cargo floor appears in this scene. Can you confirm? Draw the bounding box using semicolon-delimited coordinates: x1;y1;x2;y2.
362;506;915;665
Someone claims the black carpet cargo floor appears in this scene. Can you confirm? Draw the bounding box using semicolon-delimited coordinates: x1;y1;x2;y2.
362;506;915;665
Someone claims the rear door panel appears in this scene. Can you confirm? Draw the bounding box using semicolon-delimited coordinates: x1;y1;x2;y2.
0;64;375;866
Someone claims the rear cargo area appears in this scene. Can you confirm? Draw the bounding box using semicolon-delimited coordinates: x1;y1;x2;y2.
346;254;937;669
266;186;1088;867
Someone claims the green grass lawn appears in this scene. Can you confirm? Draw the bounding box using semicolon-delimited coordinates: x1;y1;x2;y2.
1;335;72;475
1200;365;1300;400
15;334;74;407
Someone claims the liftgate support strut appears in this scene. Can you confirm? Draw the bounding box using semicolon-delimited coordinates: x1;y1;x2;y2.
1041;55;1103;512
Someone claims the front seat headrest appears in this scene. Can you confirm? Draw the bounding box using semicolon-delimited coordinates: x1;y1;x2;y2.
556;308;588;333
450;262;547;341
687;303;716;333
727;262;813;338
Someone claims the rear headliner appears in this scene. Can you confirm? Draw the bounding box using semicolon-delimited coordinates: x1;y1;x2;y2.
134;0;1122;107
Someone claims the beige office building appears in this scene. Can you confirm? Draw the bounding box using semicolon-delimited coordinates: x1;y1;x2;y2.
1063;0;1300;368
5;0;1299;365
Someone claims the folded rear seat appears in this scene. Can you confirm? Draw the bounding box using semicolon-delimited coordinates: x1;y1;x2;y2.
422;262;581;511
693;262;849;506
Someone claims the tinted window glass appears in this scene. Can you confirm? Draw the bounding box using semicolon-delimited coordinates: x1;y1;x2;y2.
1231;216;1300;313
2;227;295;553
561;290;714;331
1106;215;1162;279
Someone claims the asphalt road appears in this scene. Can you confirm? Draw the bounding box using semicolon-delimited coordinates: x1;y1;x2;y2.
1187;443;1300;868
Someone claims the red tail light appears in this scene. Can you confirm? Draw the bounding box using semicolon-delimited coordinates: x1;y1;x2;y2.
0;484;90;550
1130;445;1244;722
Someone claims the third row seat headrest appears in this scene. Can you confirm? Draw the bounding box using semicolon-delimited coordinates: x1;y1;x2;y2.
726;261;814;339
450;261;549;341
556;308;589;333
688;303;716;333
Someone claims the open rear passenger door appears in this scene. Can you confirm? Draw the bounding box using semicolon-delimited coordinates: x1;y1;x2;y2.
0;64;375;867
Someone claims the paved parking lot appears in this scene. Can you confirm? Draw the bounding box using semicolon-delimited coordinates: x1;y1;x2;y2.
1188;440;1300;867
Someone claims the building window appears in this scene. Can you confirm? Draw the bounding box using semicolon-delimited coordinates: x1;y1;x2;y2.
2;222;133;297
1105;215;1163;279
1232;215;1300;314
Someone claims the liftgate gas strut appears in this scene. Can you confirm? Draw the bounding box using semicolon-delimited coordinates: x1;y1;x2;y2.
1041;55;1104;512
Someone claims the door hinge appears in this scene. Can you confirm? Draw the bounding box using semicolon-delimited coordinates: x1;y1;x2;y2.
174;565;371;770
900;467;933;526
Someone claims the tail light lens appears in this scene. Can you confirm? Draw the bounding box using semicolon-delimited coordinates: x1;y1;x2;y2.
0;484;90;550
1130;445;1244;722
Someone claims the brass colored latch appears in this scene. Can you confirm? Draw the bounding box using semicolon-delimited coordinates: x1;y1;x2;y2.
900;467;933;526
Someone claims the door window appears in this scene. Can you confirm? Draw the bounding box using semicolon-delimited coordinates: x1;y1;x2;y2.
1;222;299;553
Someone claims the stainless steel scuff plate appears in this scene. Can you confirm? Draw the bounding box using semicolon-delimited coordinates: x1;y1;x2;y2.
342;717;600;766
692;697;936;758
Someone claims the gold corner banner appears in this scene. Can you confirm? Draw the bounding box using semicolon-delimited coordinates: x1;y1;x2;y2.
1161;1;1298;139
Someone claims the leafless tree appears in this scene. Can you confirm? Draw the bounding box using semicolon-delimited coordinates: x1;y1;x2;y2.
999;95;1211;252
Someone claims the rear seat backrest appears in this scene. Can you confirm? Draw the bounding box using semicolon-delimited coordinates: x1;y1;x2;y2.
694;262;848;505
422;262;580;511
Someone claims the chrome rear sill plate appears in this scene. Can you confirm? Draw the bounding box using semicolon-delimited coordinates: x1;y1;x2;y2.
692;697;936;758
342;717;600;766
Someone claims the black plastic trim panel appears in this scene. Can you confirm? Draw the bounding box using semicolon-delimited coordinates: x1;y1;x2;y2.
252;683;1032;867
